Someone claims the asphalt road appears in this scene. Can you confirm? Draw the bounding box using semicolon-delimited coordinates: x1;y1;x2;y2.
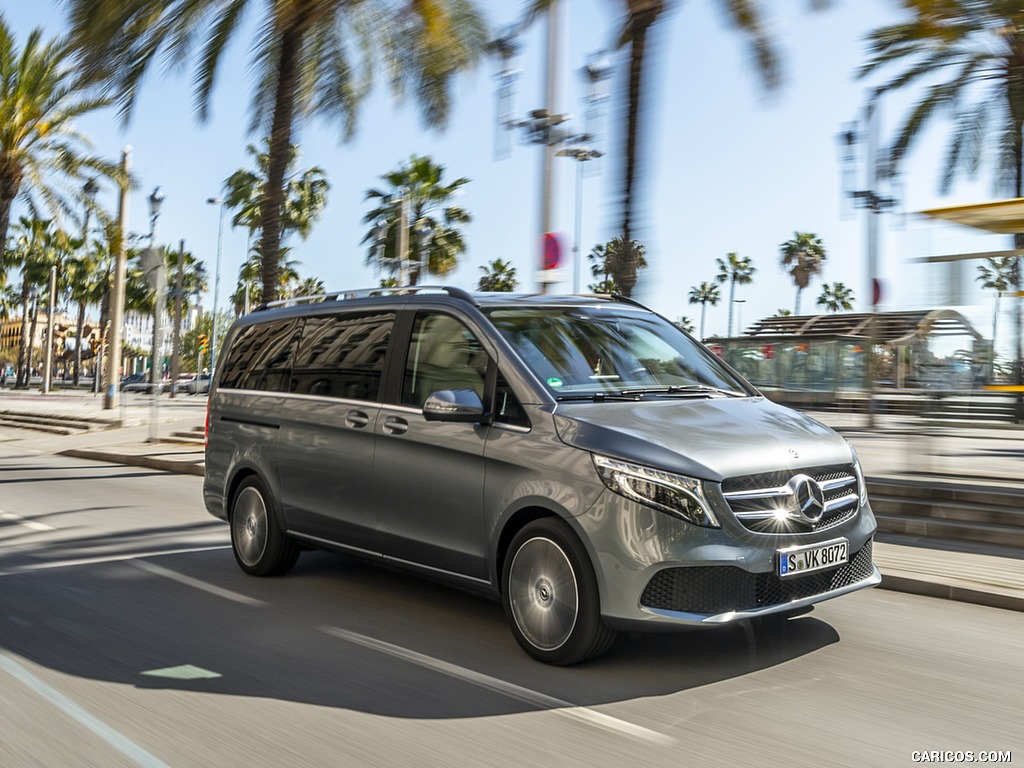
0;449;1021;767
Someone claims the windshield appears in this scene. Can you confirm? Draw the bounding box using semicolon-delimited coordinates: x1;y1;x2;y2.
486;306;752;399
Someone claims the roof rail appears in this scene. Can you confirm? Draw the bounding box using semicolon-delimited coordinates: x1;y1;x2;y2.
254;284;478;311
609;293;653;311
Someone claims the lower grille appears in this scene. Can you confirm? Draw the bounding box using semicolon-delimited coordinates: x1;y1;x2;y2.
640;541;874;615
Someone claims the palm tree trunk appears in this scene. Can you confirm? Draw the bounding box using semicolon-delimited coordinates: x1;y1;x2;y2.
619;8;660;297
727;279;736;337
27;301;39;383
699;303;707;339
73;301;86;386
795;286;802;315
257;14;306;305
14;282;30;387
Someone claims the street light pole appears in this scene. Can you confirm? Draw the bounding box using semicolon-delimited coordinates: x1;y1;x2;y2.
206;197;225;376
556;146;602;293
104;146;131;411
78;177;98;388
170;239;185;398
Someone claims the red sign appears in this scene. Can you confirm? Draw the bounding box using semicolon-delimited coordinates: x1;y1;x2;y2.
542;232;561;270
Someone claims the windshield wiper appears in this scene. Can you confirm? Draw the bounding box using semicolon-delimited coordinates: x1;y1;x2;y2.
555;392;643;402
618;385;745;398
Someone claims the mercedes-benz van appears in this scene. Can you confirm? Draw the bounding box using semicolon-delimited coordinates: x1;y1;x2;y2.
204;287;879;664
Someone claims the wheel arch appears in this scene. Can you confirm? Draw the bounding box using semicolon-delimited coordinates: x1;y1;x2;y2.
494;505;592;597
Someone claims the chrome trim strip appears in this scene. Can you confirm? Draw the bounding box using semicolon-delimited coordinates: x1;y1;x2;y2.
722;472;856;502
722;486;790;501
286;531;492;588
820;475;857;491
287;532;382;559
825;493;858;512
381;554;492;587
639;566;881;624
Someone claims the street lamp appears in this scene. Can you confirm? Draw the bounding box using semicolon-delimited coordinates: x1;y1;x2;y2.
207;197;226;376
838;90;899;427
733;299;746;335
80;178;99;391
556;146;603;293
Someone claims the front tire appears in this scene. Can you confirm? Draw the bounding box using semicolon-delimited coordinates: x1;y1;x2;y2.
502;518;617;665
230;476;299;576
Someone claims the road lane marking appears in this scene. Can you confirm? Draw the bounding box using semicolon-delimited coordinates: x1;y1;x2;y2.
321;626;675;746
0;508;55;531
0;545;231;577
131;560;265;607
0;651;170;768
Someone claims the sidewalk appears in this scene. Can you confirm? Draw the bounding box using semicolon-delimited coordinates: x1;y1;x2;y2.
2;387;1022;614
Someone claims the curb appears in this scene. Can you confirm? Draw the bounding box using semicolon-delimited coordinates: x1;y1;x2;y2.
878;572;1024;613
59;448;205;477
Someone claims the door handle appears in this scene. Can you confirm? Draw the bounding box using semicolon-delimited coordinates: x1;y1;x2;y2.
382;416;408;435
346;410;369;428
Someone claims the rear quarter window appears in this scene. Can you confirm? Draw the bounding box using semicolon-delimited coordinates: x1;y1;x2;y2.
219;318;301;392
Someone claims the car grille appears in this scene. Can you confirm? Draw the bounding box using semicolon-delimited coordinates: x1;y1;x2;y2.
639;541;874;615
721;463;860;533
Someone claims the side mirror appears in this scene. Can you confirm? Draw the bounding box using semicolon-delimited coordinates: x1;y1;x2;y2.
422;389;486;423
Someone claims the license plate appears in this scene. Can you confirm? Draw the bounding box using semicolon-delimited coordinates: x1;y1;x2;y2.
778;538;848;579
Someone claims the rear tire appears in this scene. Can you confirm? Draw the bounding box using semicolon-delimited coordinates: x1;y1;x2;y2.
502;518;617;665
230;476;299;576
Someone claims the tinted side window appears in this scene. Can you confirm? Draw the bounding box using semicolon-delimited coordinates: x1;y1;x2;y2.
401;313;488;407
219;318;300;392
291;311;394;401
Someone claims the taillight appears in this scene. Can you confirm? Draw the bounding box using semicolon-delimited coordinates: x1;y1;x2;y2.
204;396;211;446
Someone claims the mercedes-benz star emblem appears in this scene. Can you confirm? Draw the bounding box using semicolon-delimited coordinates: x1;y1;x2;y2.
788;474;826;524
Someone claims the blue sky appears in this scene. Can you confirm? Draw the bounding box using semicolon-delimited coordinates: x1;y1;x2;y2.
3;0;1016;353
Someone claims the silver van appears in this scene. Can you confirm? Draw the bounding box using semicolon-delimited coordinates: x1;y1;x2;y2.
203;287;879;664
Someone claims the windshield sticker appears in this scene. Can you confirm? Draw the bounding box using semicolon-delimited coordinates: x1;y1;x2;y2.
547;377;564;388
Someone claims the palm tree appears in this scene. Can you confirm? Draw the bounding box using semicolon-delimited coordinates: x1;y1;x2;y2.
291;277;326;299
687;281;720;339
235;247;301;312
674;316;696;334
478;259;519;292
8;217;58;386
223;141;329;247
780;232;826;314
716;252;756;337
69;0;487;305
773;308;792;317
611;1;781;296
816;282;855;313
0;20;124;260
977;256;1017;377
859;2;1024;385
361;155;472;285
587;237;647;293
515;1;790;296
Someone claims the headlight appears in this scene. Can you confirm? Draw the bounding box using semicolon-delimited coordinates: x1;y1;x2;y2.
850;445;868;507
592;455;719;528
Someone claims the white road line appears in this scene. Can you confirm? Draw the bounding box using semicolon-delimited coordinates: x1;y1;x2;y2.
0;545;231;577
321;626;675;746
0;651;170;768
131;560;265;606
0;508;56;531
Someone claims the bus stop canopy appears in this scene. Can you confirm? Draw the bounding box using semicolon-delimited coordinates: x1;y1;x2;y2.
919;197;1024;234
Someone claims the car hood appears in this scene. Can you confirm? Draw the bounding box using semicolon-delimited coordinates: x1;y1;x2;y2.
552;396;852;482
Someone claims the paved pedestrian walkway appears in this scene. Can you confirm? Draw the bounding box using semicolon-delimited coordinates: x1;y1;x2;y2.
2;387;1021;614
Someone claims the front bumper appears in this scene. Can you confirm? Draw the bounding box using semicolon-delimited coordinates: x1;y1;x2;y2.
576;488;879;629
